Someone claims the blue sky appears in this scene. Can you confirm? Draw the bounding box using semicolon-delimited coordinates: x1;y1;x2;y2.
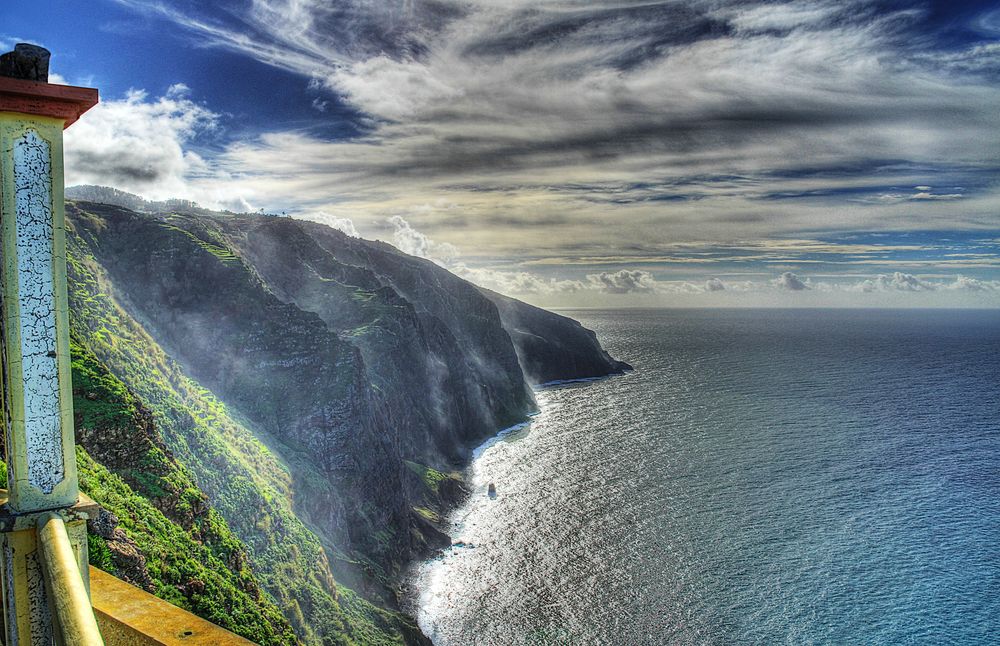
3;1;1000;306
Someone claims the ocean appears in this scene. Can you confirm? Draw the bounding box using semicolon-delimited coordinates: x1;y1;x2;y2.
410;308;1000;645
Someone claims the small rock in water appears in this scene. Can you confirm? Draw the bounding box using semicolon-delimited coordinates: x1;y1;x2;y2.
488;483;497;498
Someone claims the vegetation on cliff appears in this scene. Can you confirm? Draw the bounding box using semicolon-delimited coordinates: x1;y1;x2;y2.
78;447;298;645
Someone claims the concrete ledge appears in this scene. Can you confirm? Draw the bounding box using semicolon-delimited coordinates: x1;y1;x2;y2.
89;566;256;645
0;491;101;532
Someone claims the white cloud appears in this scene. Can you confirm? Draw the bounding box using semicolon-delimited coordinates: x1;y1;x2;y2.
451;264;585;295
586;270;658;294
64;86;219;201
871;188;966;204
330;56;464;121
388;216;458;263
773;272;809;290
851;272;934;292
705;277;727;291
388;215;432;257
922;42;1000;73
911;192;963;201
943;275;1000;291
307;212;359;237
723;1;842;33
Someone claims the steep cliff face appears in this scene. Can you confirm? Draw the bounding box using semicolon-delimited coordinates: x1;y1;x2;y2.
61;197;629;645
69;205;413;564
268;220;630;386
216;217;534;465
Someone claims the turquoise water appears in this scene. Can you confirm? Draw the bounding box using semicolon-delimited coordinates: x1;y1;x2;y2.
412;309;1000;645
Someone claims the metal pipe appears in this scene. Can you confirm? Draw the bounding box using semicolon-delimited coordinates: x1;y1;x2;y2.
37;513;105;645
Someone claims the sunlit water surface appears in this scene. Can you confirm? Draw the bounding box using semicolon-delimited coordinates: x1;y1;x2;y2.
410;309;1000;645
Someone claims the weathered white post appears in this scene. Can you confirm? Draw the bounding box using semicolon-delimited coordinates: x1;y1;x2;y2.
0;44;102;644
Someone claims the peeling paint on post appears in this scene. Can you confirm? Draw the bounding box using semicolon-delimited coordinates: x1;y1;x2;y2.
0;44;98;645
1;114;75;511
11;127;68;499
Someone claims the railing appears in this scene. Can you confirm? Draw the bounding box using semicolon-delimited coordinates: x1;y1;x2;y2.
0;491;101;644
37;513;104;644
0;490;256;644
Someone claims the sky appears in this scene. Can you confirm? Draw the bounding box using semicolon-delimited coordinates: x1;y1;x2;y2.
3;0;1000;307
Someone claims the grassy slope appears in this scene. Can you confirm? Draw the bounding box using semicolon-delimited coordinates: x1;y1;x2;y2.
78;447;298;645
70;337;296;644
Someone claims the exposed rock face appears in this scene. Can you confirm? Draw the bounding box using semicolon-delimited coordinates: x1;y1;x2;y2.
87;508;156;592
64;198;629;644
218;216;535;464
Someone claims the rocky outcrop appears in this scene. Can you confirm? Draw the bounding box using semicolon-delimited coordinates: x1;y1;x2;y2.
87;508;156;592
481;288;633;384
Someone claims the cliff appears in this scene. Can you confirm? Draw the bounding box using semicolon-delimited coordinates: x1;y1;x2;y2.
51;196;629;644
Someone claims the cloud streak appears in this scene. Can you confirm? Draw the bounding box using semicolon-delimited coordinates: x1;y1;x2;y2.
80;1;1000;305
173;2;998;251
377;217;1000;306
112;2;1000;194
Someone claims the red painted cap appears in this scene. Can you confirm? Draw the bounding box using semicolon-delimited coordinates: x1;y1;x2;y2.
0;77;98;128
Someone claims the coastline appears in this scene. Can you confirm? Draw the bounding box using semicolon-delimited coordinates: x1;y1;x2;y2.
404;368;635;643
403;405;547;643
402;309;1000;644
471;418;535;460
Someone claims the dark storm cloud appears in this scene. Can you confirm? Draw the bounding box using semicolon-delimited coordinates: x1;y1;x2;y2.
73;151;165;183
